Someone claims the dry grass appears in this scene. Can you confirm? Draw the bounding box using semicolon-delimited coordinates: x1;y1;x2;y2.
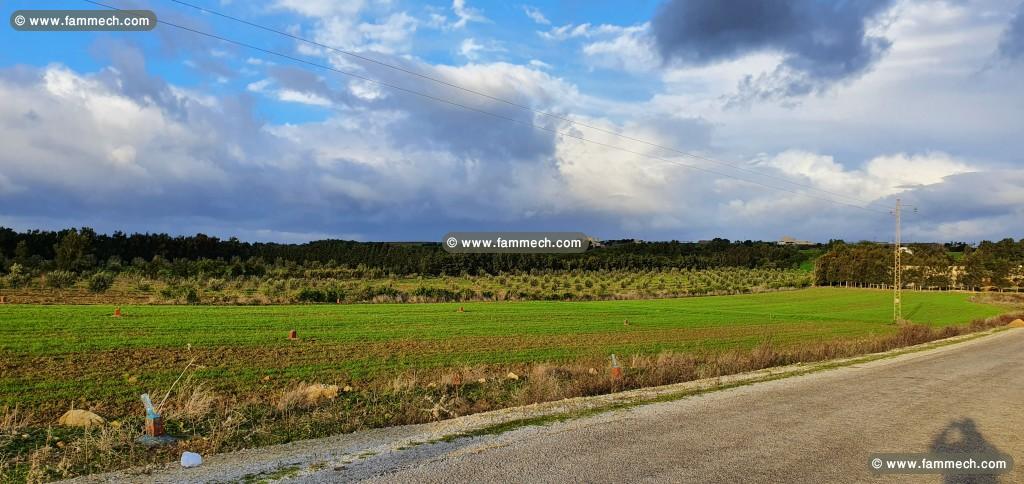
1;405;33;435
970;292;1024;308
275;383;340;412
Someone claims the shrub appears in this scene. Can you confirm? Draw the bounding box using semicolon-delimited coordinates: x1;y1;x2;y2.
412;286;460;301
185;287;201;305
295;285;346;303
45;270;77;289
296;287;325;303
88;272;115;293
3;263;28;288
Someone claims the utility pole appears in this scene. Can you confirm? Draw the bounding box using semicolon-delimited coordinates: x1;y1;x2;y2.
892;198;902;324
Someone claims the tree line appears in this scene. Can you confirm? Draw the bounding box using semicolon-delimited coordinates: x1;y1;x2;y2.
0;227;809;281
815;239;1024;289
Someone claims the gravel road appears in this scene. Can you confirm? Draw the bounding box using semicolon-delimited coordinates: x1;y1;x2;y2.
348;328;1024;483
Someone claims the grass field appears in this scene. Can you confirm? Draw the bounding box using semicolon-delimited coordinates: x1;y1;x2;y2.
0;288;1007;415
0;288;1016;482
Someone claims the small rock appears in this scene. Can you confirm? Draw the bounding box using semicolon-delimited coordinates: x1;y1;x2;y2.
506;372;519;381
477;378;487;384
56;441;65;448
587;368;598;375
180;451;202;468
58;409;105;428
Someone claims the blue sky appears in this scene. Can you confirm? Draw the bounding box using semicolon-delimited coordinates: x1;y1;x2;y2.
1;0;1023;243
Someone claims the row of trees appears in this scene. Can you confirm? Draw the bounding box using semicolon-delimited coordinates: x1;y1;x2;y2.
0;227;809;279
815;239;1024;289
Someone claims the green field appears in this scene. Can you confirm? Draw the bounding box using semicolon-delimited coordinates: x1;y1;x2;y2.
1;287;1016;482
0;288;1007;416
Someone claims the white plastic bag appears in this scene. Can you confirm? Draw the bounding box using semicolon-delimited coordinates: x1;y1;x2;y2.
181;451;202;468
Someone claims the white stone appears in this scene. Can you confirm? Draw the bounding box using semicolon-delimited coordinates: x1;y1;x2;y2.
181;452;202;468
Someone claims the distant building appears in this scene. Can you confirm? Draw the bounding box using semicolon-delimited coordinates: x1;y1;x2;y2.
778;236;813;246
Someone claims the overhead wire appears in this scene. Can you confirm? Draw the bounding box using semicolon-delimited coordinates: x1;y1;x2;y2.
161;0;889;210
83;0;891;215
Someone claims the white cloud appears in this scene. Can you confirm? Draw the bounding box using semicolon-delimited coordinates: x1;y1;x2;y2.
246;78;272;92
425;12;448;29
451;0;487;29
523;6;550;25
539;23;594;41
538;23;629;41
349;79;386;100
357;12;418;54
459;38;484;59
0;66;232;197
582;23;659;73
277;89;333;107
529;59;552;69
536;22;660;72
279;1;418;56
457;38;506;60
247;77;332;106
272;0;364;18
760;150;974;202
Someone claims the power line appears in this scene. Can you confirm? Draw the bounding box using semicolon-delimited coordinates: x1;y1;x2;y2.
160;0;887;210
84;0;889;214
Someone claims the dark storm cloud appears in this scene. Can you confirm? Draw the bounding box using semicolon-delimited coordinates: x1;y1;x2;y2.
651;0;896;96
384;98;557;161
998;2;1024;60
897;171;1024;222
362;61;561;162
90;39;184;115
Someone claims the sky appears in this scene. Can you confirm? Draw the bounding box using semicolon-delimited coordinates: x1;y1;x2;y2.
0;0;1022;243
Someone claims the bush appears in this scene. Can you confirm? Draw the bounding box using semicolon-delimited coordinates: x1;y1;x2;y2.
88;272;115;293
46;270;77;289
185;287;201;304
296;284;346;303
3;263;29;288
206;278;226;291
411;286;460;301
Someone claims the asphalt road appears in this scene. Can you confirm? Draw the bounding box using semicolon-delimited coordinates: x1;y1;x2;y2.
340;329;1024;483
